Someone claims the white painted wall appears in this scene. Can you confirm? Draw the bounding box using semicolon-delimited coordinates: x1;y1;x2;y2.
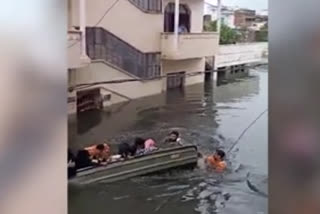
70;61;164;99
162;58;205;86
70;0;163;52
222;12;235;28
68;61;165;114
215;42;268;68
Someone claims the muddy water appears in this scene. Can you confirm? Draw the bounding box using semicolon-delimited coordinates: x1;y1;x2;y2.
68;66;268;214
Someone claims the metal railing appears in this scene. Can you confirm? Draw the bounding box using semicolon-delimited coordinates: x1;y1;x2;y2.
128;0;162;13
86;27;161;79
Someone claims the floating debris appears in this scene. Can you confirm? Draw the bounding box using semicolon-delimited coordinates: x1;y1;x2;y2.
113;195;130;200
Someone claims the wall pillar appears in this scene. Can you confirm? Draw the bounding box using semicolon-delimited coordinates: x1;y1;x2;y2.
174;0;180;51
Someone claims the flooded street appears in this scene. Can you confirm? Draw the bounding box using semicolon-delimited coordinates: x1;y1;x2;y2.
69;66;268;214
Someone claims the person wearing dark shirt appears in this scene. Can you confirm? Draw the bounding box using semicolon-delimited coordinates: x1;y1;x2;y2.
118;137;146;158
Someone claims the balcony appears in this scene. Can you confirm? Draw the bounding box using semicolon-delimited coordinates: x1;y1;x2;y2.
67;30;90;69
161;32;219;60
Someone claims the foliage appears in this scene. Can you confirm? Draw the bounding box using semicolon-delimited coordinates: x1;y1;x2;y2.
255;23;268;41
204;20;240;44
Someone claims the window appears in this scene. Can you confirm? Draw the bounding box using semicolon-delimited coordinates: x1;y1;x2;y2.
130;0;162;13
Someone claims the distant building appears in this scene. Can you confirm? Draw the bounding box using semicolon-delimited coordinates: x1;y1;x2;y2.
257;9;268;16
234;8;256;29
204;2;235;28
250;12;268;31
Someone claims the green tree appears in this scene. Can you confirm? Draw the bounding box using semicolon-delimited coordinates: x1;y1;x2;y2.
204;20;239;44
255;23;268;42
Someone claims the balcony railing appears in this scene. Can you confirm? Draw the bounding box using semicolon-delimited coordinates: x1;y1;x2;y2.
86;27;161;79
161;32;219;60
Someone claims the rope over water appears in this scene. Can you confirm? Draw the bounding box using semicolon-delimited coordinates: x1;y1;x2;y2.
227;109;268;154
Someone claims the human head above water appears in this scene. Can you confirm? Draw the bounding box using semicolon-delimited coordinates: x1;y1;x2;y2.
96;144;105;151
169;130;180;141
214;149;226;161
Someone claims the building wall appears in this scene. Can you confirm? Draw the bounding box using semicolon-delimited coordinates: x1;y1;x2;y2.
68;61;165;114
234;9;256;28
215;42;268;68
68;0;212;114
222;13;235;28
70;0;163;52
70;61;164;98
162;58;205;86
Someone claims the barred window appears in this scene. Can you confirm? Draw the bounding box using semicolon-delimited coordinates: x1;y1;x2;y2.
86;27;161;79
129;0;162;13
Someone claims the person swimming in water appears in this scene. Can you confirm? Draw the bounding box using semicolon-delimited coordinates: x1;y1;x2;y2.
205;149;227;172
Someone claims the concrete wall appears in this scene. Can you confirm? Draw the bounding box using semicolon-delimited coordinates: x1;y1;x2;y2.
162;58;205;86
67;31;82;69
68;61;165;114
161;32;219;60
215;42;268;68
70;61;164;99
70;0;163;52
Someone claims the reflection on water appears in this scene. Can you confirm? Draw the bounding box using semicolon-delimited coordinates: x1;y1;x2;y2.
68;68;268;214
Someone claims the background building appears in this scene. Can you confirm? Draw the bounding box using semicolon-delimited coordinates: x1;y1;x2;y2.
204;2;235;28
234;8;256;29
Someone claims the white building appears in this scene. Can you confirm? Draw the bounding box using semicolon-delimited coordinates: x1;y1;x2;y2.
204;2;235;28
68;0;220;115
257;9;268;16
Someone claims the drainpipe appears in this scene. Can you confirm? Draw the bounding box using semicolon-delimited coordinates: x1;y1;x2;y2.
217;0;222;35
174;0;180;52
80;0;87;59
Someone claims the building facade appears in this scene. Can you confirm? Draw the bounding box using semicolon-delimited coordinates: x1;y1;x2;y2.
234;8;256;29
68;0;219;114
204;2;235;28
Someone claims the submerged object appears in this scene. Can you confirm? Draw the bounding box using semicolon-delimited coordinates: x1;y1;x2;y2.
69;145;198;185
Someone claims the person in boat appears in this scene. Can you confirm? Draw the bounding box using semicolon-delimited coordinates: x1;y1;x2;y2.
118;141;132;159
132;137;146;156
144;138;158;154
68;149;77;178
118;137;146;158
75;143;111;169
164;130;182;146
205;149;227;172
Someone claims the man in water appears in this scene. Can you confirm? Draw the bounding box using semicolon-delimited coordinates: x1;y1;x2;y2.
205;149;227;172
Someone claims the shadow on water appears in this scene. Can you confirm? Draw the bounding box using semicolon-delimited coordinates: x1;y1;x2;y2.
68;69;268;214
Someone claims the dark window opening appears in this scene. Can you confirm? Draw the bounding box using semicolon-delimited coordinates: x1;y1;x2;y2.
164;3;191;33
167;71;186;89
77;88;103;113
